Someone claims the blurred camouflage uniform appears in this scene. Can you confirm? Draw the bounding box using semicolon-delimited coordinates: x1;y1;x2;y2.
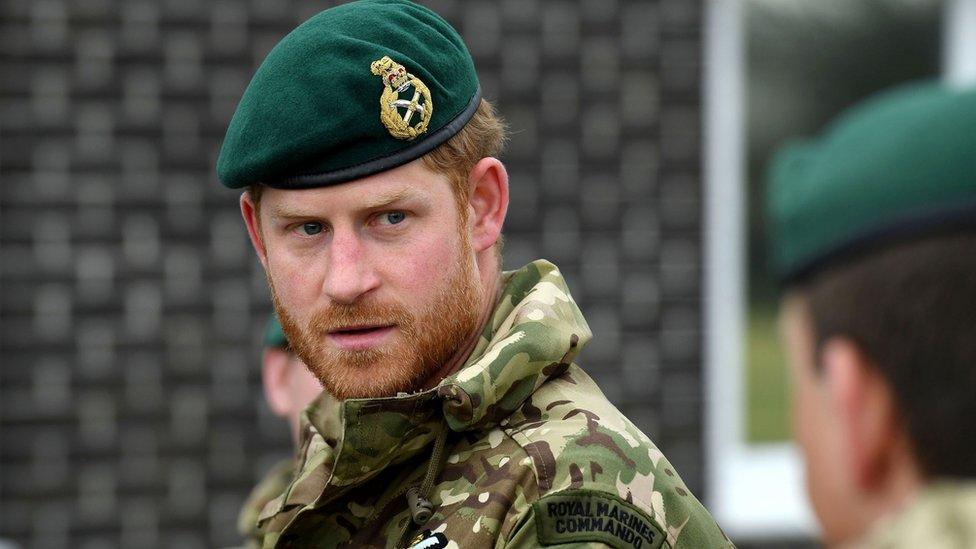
848;483;976;548
249;261;731;548
237;314;298;548
239;459;295;548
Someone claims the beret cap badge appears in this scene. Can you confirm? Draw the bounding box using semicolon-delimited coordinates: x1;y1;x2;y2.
370;56;433;140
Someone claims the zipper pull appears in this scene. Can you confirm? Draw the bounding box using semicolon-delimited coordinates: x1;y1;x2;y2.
405;485;433;524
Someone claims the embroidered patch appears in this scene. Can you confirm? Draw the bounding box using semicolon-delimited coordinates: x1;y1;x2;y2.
370;56;433;140
533;490;665;549
405;530;448;549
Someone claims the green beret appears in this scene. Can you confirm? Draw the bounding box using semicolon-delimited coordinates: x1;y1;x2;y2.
263;313;288;349
766;81;976;283
217;0;480;189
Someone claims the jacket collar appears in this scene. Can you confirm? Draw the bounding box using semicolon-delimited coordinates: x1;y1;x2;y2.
437;259;591;431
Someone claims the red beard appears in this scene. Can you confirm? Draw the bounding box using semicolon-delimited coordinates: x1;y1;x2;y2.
270;243;483;401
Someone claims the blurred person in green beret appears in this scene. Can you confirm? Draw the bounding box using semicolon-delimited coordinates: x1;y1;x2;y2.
767;81;976;547
218;1;731;547
236;314;323;548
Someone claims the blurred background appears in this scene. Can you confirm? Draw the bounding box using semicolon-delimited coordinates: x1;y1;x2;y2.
744;0;943;445
702;1;970;543
1;0;972;547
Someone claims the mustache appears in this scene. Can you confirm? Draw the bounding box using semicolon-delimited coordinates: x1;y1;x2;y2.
307;300;414;334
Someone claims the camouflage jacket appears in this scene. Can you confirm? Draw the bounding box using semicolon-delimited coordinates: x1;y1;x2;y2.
851;483;976;548
252;260;732;548
239;459;297;548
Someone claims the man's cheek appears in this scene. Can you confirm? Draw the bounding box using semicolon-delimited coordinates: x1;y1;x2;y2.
271;264;319;313
401;241;457;289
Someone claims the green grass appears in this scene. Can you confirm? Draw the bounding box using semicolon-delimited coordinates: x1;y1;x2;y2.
745;306;791;443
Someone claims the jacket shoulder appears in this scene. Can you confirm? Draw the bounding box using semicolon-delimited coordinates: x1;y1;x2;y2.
499;365;733;548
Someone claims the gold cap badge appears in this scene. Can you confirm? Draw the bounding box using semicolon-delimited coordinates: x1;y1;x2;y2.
370;56;433;140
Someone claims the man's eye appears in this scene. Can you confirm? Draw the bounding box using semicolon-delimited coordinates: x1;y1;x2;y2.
381;212;406;225
300;222;324;235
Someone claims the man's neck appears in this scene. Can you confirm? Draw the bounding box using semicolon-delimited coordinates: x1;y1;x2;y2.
839;439;924;547
867;448;923;524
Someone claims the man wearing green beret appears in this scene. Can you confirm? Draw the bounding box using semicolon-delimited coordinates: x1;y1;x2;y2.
218;1;731;547
767;82;976;547
237;314;324;548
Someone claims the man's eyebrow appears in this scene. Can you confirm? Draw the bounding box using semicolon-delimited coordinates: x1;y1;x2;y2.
267;189;430;220
360;188;429;210
268;203;315;220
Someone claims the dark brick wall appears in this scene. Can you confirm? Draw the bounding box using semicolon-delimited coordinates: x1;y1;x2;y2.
0;1;704;546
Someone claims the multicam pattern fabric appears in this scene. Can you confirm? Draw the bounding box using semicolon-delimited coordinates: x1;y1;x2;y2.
848;483;976;548
249;260;732;548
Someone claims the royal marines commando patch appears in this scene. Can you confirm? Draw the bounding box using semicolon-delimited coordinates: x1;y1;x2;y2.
533;490;666;549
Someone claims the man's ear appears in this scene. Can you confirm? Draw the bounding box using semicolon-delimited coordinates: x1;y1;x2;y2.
822;337;897;492
241;191;269;269
261;348;292;418
466;157;509;253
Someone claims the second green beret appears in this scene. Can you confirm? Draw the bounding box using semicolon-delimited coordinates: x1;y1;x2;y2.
217;0;480;189
766;81;976;283
263;313;288;349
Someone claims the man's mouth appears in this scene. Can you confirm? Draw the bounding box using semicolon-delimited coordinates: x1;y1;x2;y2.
326;324;396;351
329;324;392;335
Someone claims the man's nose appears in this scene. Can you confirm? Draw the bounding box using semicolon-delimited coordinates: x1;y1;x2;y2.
322;233;378;305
